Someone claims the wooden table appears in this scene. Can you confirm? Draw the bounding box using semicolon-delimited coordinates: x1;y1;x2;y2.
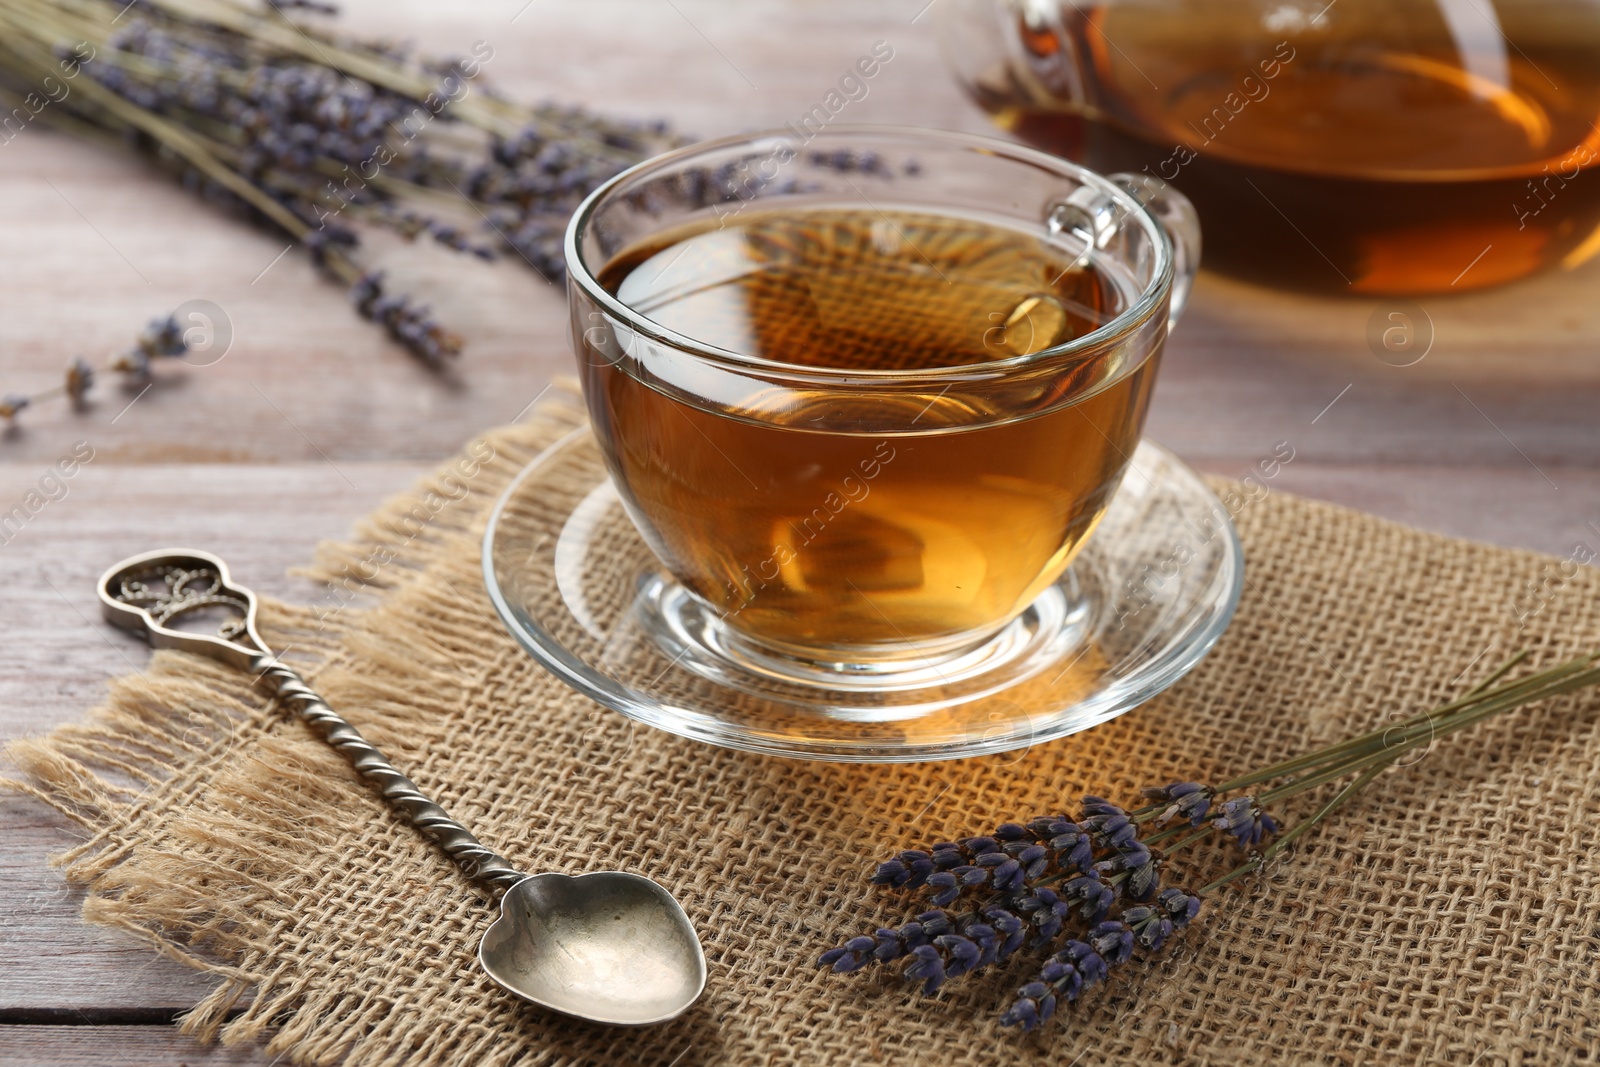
2;2;1596;1063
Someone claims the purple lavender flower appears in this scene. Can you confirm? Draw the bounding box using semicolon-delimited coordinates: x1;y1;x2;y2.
1158;887;1203;927
999;938;1111;1031
1122;887;1202;952
904;944;947;995
981;905;1027;959
1063;936;1111;986
348;271;462;365
1084;812;1139;849
1143;781;1214;826
925;837;1007;898
0;394;29;420
1081;796;1125;819
1061;872;1117;922
110;349;151;381
1082;796;1142;851
1212;796;1281;848
817;935;877;974
136;315;188;358
901;926;990;995
999;981;1055;1031
820;905;1024;996
923;871;961;906
816;909;954;972
1121;905;1173;951
1026;816;1095;872
1087;920;1135;965
1043;944;1098;997
939;933;983;978
1097;840;1163;902
302;224;357;270
64;358;94;405
941;835;1001;860
1013;886;1073;943
872;849;936;889
967;850;1026;893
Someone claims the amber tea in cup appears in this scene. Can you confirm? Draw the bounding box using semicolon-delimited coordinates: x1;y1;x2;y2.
585;207;1150;654
566;128;1197;682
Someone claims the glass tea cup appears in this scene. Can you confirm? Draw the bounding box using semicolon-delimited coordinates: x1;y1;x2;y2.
564;126;1198;687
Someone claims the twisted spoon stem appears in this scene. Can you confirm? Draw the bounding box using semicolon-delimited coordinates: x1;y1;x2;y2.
250;655;526;893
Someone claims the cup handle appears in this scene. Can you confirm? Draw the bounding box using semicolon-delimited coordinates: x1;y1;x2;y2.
1109;173;1202;330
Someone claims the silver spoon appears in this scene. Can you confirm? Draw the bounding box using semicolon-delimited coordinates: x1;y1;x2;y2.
97;548;707;1026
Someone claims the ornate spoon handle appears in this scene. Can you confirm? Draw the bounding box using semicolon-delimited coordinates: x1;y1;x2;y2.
97;548;525;895
250;656;525;891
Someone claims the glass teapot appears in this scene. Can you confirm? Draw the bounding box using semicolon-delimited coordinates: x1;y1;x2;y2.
937;0;1600;293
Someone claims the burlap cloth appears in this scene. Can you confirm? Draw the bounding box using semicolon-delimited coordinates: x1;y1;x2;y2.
7;390;1600;1067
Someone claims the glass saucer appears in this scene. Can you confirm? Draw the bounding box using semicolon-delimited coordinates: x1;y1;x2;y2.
482;426;1242;763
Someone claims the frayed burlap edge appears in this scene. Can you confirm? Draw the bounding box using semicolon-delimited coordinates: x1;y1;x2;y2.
1;383;589;1062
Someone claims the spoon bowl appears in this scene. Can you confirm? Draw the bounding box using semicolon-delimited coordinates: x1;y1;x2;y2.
481;872;707;1025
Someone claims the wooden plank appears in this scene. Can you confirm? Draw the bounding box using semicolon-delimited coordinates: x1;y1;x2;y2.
0;462;426;737
0;1026;265;1066
0;802;230;1019
1153;272;1600;469
1240;462;1600;559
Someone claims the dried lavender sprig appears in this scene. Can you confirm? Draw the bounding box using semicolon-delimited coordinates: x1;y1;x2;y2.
1214;651;1594;794
1137;652;1596;848
1063;654;1600;995
349;271;461;366
823;650;1600;1035
1201;761;1388;894
0;0;681;366
5;41;464;369
1232;654;1600;820
1122;652;1550;828
0;315;192;430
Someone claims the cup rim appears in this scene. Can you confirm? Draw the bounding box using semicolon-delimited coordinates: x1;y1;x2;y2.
563;124;1175;381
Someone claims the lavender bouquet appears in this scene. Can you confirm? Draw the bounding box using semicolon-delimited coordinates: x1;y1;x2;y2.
819;650;1600;1031
0;0;680;366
